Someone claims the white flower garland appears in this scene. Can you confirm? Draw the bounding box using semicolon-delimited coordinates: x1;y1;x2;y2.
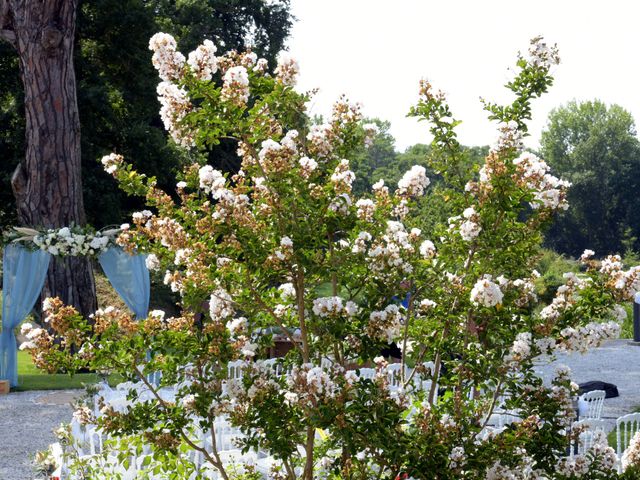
3;225;120;257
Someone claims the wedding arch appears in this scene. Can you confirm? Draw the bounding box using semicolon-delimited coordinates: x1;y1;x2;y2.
0;226;150;386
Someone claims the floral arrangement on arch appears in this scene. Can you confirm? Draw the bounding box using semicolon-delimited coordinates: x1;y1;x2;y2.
2;225;120;257
25;33;640;479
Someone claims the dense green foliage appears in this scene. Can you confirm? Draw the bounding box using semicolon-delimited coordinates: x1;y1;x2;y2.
541;100;640;257
0;0;292;229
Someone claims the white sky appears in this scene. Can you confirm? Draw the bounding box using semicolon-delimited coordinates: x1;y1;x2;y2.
286;0;640;152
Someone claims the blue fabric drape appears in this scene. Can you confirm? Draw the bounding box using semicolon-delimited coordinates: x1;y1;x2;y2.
98;247;150;320
0;244;51;386
98;247;155;382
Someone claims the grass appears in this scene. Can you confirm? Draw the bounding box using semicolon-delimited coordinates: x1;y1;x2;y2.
1;271;175;392
14;351;110;391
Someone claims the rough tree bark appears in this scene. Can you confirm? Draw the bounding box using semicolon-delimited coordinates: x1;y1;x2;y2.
1;0;97;317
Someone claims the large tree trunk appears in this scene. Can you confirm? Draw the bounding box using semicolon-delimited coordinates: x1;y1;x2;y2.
1;0;96;317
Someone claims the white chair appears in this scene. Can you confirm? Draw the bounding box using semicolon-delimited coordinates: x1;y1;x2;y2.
227;360;245;380
262;358;283;376
617;413;640;458
357;368;376;380
579;390;605;420
570;419;606;456
386;363;407;391
488;411;521;428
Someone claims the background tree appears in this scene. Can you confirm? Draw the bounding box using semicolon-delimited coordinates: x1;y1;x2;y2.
540;100;640;257
1;0;97;316
0;0;293;229
0;0;292;319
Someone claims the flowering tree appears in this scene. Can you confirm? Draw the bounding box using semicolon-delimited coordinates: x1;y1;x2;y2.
24;35;640;479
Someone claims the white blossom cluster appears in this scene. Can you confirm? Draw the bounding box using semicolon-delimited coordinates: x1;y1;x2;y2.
330;159;356;193
580;249;595;263
198;165;227;198
448;446;466;470
100;153;124;175
539;272;588;322
396;165;430;197
367;221;420;276
222;65;250;105
312;296;358;318
600;254;640;301
454;206;482;241
513;152;570;211
622;431;640;472
512;276;538;307
187;39;218;81
470;275;504;307
367;304;404;343
556;321;620;354
149;32;185;82
484;453;546;480
527;36;560;69
157;81;195;147
274;52;299;86
298;156;318;178
362;123;379;148
419;240;436;259
509;332;532;359
355;199;375;221
351;231;372;254
209;287;235;322
285;364;338;405
306;124;334;158
33;227;113;257
556;430;617;476
492;120;523;153
19;322;48;351
257;131;299;174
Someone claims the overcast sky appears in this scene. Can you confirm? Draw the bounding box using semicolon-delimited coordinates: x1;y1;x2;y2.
286;0;640;152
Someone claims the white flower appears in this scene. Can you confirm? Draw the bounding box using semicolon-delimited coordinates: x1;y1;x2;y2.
149;310;165;321
355;199;375;221
226;317;248;335
275;52;299;86
198;165;226;198
283;391;299;406
145;254;160;271
222;65;250;105
187;39;217;80
278;283;296;300
580;249;595;262
20;323;33;335
241;342;258;357
397;165;430;197
470;275;504;307
298;157;317;178
149;32;185;82
419;240;436;259
209;288;234;321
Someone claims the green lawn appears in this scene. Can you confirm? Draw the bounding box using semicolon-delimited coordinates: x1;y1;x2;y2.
14;350;112;391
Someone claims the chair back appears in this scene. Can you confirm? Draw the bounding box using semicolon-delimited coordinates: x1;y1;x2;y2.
386;363;406;389
357;368;376;380
617;412;640;457
227;360;245;380
580;390;605;419
570;419;606;456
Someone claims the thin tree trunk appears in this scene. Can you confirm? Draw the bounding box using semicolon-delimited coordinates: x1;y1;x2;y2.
2;0;97;317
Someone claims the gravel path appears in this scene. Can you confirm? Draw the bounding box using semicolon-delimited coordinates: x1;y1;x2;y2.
0;340;639;479
536;339;640;431
0;390;77;480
